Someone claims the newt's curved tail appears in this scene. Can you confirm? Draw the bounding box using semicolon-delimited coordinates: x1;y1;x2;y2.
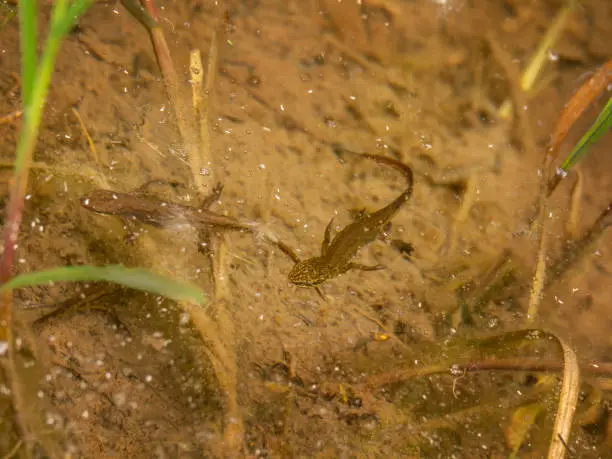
336;151;414;200
356;152;414;198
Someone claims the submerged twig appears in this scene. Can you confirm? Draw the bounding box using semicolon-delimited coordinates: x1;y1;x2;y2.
71;106;99;164
188;48;209;189
121;0;211;193
189;32;218;190
526;195;549;322
565;172;582;240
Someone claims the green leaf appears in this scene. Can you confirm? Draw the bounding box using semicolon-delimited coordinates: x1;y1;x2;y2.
67;0;95;25
14;0;94;174
505;402;544;458
1;265;206;304
49;0;93;41
18;0;37;107
560;95;612;173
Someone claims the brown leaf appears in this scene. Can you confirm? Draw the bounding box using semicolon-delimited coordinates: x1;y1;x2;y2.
548;59;612;162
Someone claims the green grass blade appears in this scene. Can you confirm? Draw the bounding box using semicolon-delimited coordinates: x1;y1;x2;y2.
1;265;206;304
66;0;94;26
48;0;93;41
18;0;37;107
560;95;612;173
13;0;93;174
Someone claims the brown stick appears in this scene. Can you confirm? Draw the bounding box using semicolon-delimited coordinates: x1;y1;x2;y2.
121;0;207;192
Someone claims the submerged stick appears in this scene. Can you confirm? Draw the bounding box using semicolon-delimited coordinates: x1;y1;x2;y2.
189;31;218;191
121;0;212;193
526;195;549;322
71;107;99;164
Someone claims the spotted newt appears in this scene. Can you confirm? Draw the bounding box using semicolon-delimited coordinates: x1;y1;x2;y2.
288;153;414;287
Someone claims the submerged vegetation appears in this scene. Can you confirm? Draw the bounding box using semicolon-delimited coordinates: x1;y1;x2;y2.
0;0;610;457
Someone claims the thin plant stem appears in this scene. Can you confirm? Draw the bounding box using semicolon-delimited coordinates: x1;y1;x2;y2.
121;0;212;193
1;0;93;330
497;0;576;119
526;196;549;322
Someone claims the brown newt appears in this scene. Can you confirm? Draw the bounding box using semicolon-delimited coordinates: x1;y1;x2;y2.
288;153;414;287
80;189;258;231
80;188;304;265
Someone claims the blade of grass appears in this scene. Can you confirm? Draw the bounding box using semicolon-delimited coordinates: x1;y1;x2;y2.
2;2;102;454
559;95;612;173
546;60;612;195
498;0;576;119
1;265;206;304
67;0;93;20
2;0;93;278
15;0;93;174
548;337;580;459
548;60;612;162
18;0;37;108
2;0;94;284
520;0;576;94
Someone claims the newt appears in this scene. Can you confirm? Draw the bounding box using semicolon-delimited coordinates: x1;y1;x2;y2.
80;188;259;231
80;188;303;264
288;153;414;287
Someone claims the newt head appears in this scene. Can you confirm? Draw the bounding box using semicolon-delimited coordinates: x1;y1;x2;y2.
288;257;330;287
